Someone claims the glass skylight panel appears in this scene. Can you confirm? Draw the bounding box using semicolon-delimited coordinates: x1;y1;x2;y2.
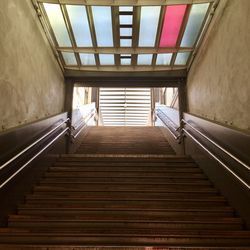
120;28;132;36
139;6;161;47
62;52;77;65
120;39;132;47
92;6;113;47
121;58;131;65
43;3;71;47
175;52;190;65
181;3;210;47
119;15;133;25
120;54;131;57
119;6;133;12
99;54;115;65
160;5;187;47
156;53;173;65
137;54;153;65
66;5;92;47
79;53;96;65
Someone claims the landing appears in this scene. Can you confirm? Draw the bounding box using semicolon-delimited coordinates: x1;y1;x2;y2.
76;126;175;155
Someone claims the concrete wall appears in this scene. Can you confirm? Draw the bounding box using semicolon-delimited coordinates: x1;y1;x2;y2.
187;0;250;131
0;0;65;132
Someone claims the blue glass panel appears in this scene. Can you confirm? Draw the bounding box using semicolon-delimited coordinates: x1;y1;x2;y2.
181;3;209;47
120;28;132;36
139;6;161;47
66;5;92;47
121;54;131;57
137;54;153;65
121;58;131;65
156;53;172;65
79;53;96;65
119;15;133;25
175;52;190;65
119;6;133;12
92;6;113;47
120;39;132;47
62;52;77;65
99;54;115;65
43;3;71;47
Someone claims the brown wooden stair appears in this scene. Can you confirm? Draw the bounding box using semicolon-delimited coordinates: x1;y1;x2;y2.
0;155;250;249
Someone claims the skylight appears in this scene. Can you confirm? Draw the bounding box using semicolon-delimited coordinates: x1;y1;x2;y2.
99;54;115;65
80;53;96;65
43;3;71;47
139;6;161;47
39;1;214;71
92;6;113;47
66;5;93;47
160;5;187;47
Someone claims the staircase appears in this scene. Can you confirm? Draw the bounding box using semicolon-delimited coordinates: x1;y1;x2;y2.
0;127;250;249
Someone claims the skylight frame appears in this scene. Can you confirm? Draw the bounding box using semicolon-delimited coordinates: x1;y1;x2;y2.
37;0;215;72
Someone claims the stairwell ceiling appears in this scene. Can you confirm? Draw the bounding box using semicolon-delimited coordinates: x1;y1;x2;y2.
31;0;217;74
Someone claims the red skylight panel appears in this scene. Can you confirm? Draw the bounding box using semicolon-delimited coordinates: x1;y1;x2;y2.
160;5;187;47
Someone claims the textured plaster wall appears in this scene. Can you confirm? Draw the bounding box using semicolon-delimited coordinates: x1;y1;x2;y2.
0;0;65;132
187;0;250;131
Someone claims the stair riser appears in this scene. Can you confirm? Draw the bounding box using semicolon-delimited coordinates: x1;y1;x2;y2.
1;236;250;247
50;165;199;170
57;158;193;163
19;202;230;209
26;193;224;200
17;211;234;218
25;197;226;203
8;222;242;230
44;173;205;178
53;163;198;168
34;185;215;192
33;186;218;193
39;179;211;185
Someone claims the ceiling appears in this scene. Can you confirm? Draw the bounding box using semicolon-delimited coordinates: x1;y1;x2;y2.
32;0;217;74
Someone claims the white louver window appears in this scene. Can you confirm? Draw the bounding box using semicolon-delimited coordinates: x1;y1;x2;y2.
99;88;151;126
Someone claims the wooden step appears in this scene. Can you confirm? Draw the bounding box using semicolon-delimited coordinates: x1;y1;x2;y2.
1;232;250;247
25;196;227;203
17;208;234;218
43;172;206;178
39;177;211;185
48;166;201;172
33;185;218;193
8;216;242;230
19;200;230;209
26;192;223;200
53;161;198;167
57;155;193;163
34;183;215;191
17;206;235;213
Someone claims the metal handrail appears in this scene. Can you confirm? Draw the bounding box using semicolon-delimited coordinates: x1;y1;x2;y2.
182;119;250;172
72;119;86;131
0;118;69;171
155;111;180;140
71;109;96;131
157;109;179;131
183;129;250;190
155;110;250;190
72;111;96;139
0;127;69;189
